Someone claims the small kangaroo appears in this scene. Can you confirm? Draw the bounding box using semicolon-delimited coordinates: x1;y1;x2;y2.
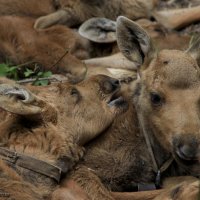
0;74;128;200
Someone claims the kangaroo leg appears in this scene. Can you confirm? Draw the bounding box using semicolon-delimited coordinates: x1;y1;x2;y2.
153;5;200;30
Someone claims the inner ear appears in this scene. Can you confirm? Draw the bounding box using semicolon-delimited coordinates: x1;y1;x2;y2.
3;87;35;103
0;84;42;115
78;18;116;43
116;16;155;67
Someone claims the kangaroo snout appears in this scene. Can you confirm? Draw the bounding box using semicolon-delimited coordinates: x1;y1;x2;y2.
174;137;200;161
101;77;120;94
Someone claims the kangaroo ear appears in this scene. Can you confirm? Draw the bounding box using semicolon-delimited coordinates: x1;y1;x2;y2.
79;18;116;43
0;84;42;115
116;16;155;68
187;35;200;66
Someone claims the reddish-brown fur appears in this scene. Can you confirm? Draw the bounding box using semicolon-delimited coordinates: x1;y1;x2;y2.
1;0;199;87
34;0;157;29
0;15;190;83
0;0;158;82
0;0;158;28
0;15;92;82
0;15;139;84
0;15;128;82
0;74;128;200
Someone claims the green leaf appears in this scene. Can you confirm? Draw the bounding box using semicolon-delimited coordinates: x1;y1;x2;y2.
0;63;10;76
0;63;9;68
42;71;52;77
0;62;53;85
24;68;34;77
37;72;43;77
33;79;49;86
7;66;18;80
36;71;52;78
7;66;17;72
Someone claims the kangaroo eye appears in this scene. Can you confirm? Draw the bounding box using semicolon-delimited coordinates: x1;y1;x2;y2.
150;92;163;106
70;88;81;103
70;88;79;96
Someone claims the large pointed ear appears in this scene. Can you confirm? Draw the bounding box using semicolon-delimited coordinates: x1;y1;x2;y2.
78;18;116;43
186;35;200;66
116;16;155;68
0;84;43;115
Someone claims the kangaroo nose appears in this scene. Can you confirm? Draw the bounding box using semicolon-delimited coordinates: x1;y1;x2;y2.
177;144;199;161
110;79;120;90
173;136;199;161
102;77;120;94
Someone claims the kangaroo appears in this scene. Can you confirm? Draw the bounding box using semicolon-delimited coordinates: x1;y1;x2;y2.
57;17;200;200
0;74;128;200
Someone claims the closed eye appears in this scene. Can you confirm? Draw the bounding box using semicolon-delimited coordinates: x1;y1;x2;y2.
70;88;81;103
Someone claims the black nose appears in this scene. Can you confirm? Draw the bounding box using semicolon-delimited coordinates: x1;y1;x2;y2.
177;145;197;160
173;136;199;161
102;77;120;94
176;144;199;161
110;78;120;90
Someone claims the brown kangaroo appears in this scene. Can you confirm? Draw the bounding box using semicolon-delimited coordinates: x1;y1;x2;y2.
59;17;200;200
0;74;128;200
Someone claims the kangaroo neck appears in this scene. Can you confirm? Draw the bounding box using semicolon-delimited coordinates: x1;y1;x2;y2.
137;110;174;182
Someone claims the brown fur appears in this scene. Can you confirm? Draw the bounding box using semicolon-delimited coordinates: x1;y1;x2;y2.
0;6;191;82
36;0;157;28
51;179;89;200
0;0;157;28
153;5;200;30
112;183;199;200
83;19;191;72
0;15;92;82
0;0;55;17
0;74;128;199
153;177;199;200
0;15;138;82
60;17;200;200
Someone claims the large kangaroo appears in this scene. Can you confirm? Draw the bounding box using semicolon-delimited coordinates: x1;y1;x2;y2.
57;17;200;200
